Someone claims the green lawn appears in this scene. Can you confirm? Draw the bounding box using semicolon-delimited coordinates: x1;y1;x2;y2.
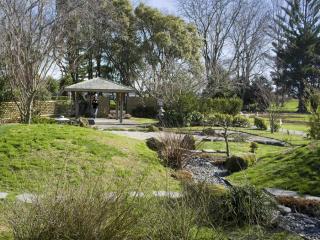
279;99;299;113
199;141;288;159
131;117;159;124
0;124;178;193
228;142;320;196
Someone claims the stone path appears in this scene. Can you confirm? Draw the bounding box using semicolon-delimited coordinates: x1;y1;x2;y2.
110;130;287;146
265;188;320;202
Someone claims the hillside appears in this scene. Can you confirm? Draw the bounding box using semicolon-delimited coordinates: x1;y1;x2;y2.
229;143;320;196
0;124;178;193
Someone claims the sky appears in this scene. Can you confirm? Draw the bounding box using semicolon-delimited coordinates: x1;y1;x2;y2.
136;0;178;15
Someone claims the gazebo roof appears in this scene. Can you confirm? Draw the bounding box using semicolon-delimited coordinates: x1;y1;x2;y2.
64;77;135;93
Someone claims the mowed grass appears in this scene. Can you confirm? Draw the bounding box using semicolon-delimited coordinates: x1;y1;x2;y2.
228;142;320;196
0;124;178;193
198;141;287;159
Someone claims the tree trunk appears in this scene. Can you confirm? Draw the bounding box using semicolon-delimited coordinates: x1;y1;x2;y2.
224;129;230;157
20;94;35;124
297;83;308;113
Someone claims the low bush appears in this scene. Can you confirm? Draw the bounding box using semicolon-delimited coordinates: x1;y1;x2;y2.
146;137;164;151
225;154;256;173
188;111;204;126
309;110;320;140
202;128;216;136
32;116;56;124
232;115;250;128
271;122;281;133
162;110;190;127
132;105;158;118
209;98;243;116
147;125;160;132
254;117;268;130
158;134;195;170
184;183;276;227
250;142;259;153
79;117;89;127
6;184;143;240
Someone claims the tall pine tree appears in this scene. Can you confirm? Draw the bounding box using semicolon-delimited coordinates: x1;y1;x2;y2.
274;0;320;113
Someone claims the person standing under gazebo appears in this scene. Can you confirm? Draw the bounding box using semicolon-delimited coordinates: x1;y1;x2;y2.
92;94;99;118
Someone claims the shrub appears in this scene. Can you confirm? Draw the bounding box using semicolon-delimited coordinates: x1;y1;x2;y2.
158;134;194;170
32;116;56;124
211;98;243;116
147;125;160;132
146;137;164;151
184;183;276;227
79;117;89;127
188;111;204;126
202;128;216;136
309;110;320;139
254;117;267;130
225;154;256;173
250;142;259;153
132;105;157;118
6;184;143;240
271;122;281;133
232;115;250;128
181;135;196;150
309;91;320;113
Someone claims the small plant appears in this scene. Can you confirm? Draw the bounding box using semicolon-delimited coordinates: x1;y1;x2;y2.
147;125;160;132
188;111;204;126
254;117;267;130
158;134;195;170
79;117;89;127
309;109;320;140
146;137;164;151
250;142;259;154
32;116;56;124
232;115;250;128
225;154;256;173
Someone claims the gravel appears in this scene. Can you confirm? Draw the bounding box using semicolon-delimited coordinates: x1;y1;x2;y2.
184;157;230;186
278;212;320;240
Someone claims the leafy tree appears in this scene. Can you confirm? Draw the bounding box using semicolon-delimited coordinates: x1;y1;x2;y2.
274;0;320;113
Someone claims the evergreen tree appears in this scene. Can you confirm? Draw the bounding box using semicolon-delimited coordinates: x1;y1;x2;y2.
274;0;320;113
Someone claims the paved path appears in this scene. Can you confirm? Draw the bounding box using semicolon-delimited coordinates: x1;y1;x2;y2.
110;130;288;146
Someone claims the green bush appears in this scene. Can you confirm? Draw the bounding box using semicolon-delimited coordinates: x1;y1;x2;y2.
132;105;157;118
210;98;243;116
188;111;204;126
232;115;250;128
147;125;160;132
184;183;276;227
32;116;56;124
225;154;256;173
163;110;191;127
250;142;259;153
254;117;267;130
146;137;164;151
309;111;320;139
271;122;281;133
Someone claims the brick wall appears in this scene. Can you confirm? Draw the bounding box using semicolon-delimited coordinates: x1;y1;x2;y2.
0;100;72;123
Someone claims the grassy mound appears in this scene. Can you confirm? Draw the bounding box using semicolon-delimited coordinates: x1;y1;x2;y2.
0;124;178;192
229;143;320;196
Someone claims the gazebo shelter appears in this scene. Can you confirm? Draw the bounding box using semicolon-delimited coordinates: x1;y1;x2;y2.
64;77;135;123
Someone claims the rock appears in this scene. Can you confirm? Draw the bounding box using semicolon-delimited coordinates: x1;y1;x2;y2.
152;191;182;198
129;192;145;198
265;188;300;198
278;205;292;214
202;149;216;153
0;192;8;200
16;193;37;203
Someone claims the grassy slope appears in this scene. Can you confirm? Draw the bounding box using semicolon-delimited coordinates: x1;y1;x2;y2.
228;142;320;196
0;124;178;193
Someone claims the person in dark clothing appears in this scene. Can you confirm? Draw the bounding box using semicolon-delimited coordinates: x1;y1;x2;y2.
92;95;99;118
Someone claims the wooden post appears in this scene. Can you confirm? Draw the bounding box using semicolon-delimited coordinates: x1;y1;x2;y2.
120;92;124;124
116;92;119;120
74;92;79;117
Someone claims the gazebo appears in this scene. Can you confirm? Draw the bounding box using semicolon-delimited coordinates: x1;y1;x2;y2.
64;77;135;123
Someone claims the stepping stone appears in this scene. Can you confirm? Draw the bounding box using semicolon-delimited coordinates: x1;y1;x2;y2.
265;188;300;198
129;192;145;197
278;205;292;214
152;191;182;198
202;149;216;153
0;192;8;200
16;193;37;203
304;195;320;202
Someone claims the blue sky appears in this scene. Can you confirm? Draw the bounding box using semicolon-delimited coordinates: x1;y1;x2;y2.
137;0;178;14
